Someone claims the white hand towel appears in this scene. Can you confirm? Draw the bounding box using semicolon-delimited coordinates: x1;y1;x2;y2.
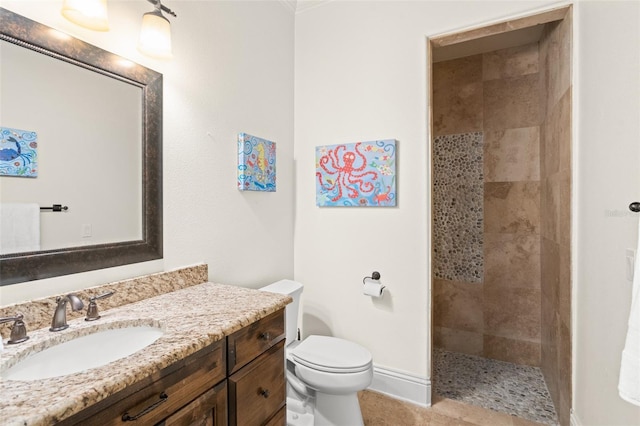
619;217;640;406
0;203;41;254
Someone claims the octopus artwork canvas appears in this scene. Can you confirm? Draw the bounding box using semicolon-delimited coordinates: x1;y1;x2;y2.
237;133;276;192
0;127;38;178
316;139;396;207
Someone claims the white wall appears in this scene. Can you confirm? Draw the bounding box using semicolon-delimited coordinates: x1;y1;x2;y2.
295;0;640;423
0;0;295;304
574;1;640;424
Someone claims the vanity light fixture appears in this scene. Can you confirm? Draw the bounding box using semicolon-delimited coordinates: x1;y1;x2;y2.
60;0;177;60
61;0;109;31
138;0;177;60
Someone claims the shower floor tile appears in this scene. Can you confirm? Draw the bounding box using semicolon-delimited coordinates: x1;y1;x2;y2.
433;348;558;425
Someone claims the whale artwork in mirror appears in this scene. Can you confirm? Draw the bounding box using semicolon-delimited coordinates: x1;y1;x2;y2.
0;8;163;285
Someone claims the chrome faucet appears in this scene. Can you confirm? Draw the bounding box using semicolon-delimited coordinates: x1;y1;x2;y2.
0;313;29;344
85;290;115;321
50;294;84;332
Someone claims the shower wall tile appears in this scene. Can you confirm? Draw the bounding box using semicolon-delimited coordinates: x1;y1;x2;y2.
558;389;571;426
543;16;572;114
482;42;539;81
484;127;540;182
540;321;559;418
557;89;572;175
540;177;560;242
540;237;560;305
542;88;572;177
540;10;572;424
544;174;570;247
433;132;484;184
433;39;554;371
558;321;572;426
433;132;484;283
484;233;540;291
558;243;571;328
484;287;541;341
483;73;541;130
433;279;484;333
558;321;572;398
484;182;540;234
558;172;571;248
433;326;483;356
432;55;483;136
483;334;541;366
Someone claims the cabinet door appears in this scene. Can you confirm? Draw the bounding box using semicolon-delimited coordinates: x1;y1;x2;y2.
229;340;285;426
157;381;227;426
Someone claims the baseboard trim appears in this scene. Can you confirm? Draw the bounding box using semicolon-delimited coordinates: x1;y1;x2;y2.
367;365;431;407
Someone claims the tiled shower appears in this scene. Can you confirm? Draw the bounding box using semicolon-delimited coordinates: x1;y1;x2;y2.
431;10;572;426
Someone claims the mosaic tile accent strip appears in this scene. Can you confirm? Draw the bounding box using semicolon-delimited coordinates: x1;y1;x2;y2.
433;348;558;425
433;132;484;283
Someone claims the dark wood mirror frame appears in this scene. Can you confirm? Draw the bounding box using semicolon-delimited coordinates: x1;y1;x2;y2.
0;8;163;286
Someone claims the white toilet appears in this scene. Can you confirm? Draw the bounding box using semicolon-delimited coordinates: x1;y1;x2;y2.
260;279;373;426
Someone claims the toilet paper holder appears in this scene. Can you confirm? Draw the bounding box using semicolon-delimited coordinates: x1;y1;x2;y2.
363;271;385;297
363;271;381;284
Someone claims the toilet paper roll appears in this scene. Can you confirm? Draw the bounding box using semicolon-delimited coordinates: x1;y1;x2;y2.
363;281;385;298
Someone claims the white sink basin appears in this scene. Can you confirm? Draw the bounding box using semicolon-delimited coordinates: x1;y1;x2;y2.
1;325;164;381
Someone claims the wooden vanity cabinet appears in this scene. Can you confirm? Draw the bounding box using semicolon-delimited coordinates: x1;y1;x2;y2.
227;309;286;426
58;339;227;426
57;308;286;426
158;381;227;426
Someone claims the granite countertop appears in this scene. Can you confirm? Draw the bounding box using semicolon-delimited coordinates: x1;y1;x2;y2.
0;282;290;426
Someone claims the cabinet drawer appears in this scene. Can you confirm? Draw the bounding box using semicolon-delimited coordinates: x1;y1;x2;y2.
263;406;286;426
227;309;285;374
229;340;286;426
61;340;226;426
158;381;227;426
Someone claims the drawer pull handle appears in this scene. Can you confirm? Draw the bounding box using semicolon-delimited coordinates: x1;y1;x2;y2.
259;388;270;398
259;332;271;341
122;392;168;422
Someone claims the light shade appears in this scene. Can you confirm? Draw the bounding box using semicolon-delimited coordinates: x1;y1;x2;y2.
61;0;109;31
138;10;172;60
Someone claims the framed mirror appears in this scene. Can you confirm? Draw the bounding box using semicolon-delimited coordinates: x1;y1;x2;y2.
0;8;163;286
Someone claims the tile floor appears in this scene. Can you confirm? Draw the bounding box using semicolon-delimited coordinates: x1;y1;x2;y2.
358;348;559;426
359;391;547;426
432;349;558;425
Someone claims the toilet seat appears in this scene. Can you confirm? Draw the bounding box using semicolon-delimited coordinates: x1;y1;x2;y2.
291;335;372;374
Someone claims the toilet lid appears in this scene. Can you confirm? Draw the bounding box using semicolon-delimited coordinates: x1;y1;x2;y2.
292;335;372;373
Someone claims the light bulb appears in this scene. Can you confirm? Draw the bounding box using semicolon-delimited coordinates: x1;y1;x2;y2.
61;0;109;31
138;10;172;60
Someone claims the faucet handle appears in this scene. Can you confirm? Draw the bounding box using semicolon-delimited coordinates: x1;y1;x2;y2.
0;313;29;344
85;290;115;321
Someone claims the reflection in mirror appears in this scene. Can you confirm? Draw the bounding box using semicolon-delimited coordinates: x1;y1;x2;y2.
0;8;163;286
1;40;143;255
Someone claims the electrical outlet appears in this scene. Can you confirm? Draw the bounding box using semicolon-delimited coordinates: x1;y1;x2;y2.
82;224;92;238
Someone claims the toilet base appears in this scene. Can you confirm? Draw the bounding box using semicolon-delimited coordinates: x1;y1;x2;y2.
314;392;364;426
287;396;314;426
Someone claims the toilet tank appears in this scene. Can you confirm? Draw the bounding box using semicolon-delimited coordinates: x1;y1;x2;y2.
260;279;303;346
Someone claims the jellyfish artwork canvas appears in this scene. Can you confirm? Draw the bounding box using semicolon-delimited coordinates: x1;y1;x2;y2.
0;127;38;178
315;139;396;207
237;133;276;192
